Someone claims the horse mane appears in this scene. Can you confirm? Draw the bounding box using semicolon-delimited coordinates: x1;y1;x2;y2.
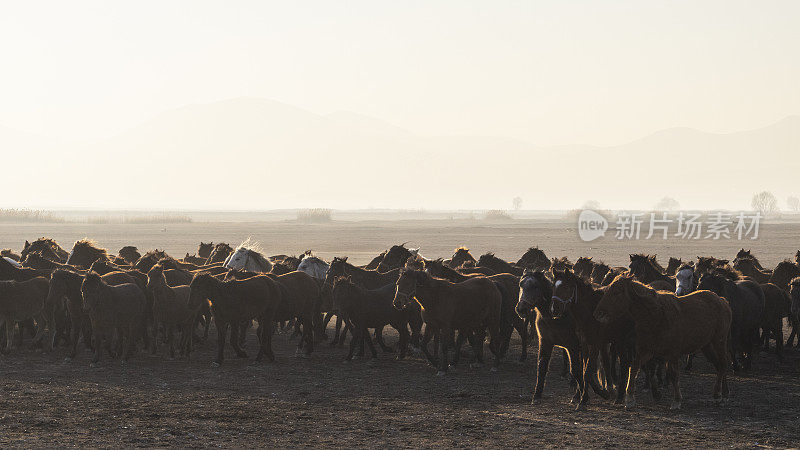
676;262;695;273
83;271;103;285
404;254;426;270
790;276;800;288
73;239;108;257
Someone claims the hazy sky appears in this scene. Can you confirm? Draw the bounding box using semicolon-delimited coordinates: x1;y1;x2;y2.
1;1;799;211
2;1;798;146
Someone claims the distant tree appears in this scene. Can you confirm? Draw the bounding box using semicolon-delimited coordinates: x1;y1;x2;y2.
512;196;523;211
582;200;600;211
751;191;778;216
788;196;800;212
654;196;680;211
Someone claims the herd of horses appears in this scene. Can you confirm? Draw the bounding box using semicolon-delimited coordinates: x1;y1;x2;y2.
1;237;799;411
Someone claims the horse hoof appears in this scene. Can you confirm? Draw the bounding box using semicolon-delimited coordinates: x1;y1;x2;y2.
490;366;498;373
63;357;72;363
670;401;681;410
625;400;637;409
575;402;587;411
469;362;483;369
436;371;446;377
211;361;221;368
89;362;98;368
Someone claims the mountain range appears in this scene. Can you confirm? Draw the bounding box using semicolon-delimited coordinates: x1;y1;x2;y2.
2;98;797;210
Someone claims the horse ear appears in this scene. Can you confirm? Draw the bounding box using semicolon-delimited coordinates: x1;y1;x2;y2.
24;241;30;249
342;256;348;262
588;257;593;261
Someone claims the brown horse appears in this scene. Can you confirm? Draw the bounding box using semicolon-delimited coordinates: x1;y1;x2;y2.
47;269;140;360
197;242;214;259
0;256;51;281
516;247;550;271
769;260;800;291
757;282;790;362
550;269;630;409
735;249;767;271
0;277;50;352
205;243;233;265
515;270;601;404
790;278;800;345
188;273;285;365
331;276;411;360
22;253;81;272
549;257;574;274
376;243;419;273
595;274;731;409
477;253;522;276
182;254;208;266
666;257;682;276
734;257;772;283
628;254;674;291
446;247;476;269
423;258;528;362
363;251;386;270
393;268;502;375
573;257;596;281
21;238;69;263
66;239;110;269
134;250;170;273
118;246;141;265
80;272;147;365
696;256;729;276
698;268;764;372
146;264;193;359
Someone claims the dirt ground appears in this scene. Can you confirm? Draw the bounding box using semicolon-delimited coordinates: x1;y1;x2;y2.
0;220;799;447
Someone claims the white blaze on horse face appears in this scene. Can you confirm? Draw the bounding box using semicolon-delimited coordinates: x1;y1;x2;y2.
554;280;563;290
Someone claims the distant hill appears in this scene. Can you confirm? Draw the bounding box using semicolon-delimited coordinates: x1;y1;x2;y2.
1;98;797;210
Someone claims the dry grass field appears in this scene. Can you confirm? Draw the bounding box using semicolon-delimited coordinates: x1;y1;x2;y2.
0;218;799;447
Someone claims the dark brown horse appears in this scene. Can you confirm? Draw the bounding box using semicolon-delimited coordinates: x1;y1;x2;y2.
0;277;50;352
22;253;81;272
595;274;731;409
477;253;522;276
81;272;147;365
573;257;596;281
363;251;386;270
734;257;772;283
66;239;110;269
446;247;476;269
423;258;528;362
331;276;411;360
118;246;141;265
516;247;550;270
205;243;233;265
666;257;683;276
696;256;729;276
0;256;51;281
628;254;674;291
551;269;630;409
133;250;170;273
21;238;69;263
376;243;419;273
393;268;503;375
47;269;140;360
697;268;764;372
515;270;597;404
146;264;193;359
197;242;214;259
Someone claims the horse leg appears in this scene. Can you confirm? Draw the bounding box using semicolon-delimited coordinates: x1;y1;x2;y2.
151;320;159;355
568;348;584;404
167;326;175;359
774;321;784;363
532;342;553;402
419;325;437;366
3;318;13;353
585;348;610;404
365;327;378;359
616;346;631;405
452;330;467;366
666;357;682;409
684;353;694;372
396;324;409;360
625;351;652;408
230;323;248;358
303;312;314;355
517;320;528;362
437;326;450;375
213;321;228;366
345;324;359;361
67;317;81;360
330;315;343;346
91;332;102;365
472;329;486;366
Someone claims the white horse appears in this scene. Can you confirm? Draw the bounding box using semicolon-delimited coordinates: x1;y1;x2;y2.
224;238;273;273
297;253;329;280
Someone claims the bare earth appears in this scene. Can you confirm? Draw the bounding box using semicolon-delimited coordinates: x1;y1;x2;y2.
0;219;799;447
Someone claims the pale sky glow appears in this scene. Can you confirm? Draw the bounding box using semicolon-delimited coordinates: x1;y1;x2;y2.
1;1;798;210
